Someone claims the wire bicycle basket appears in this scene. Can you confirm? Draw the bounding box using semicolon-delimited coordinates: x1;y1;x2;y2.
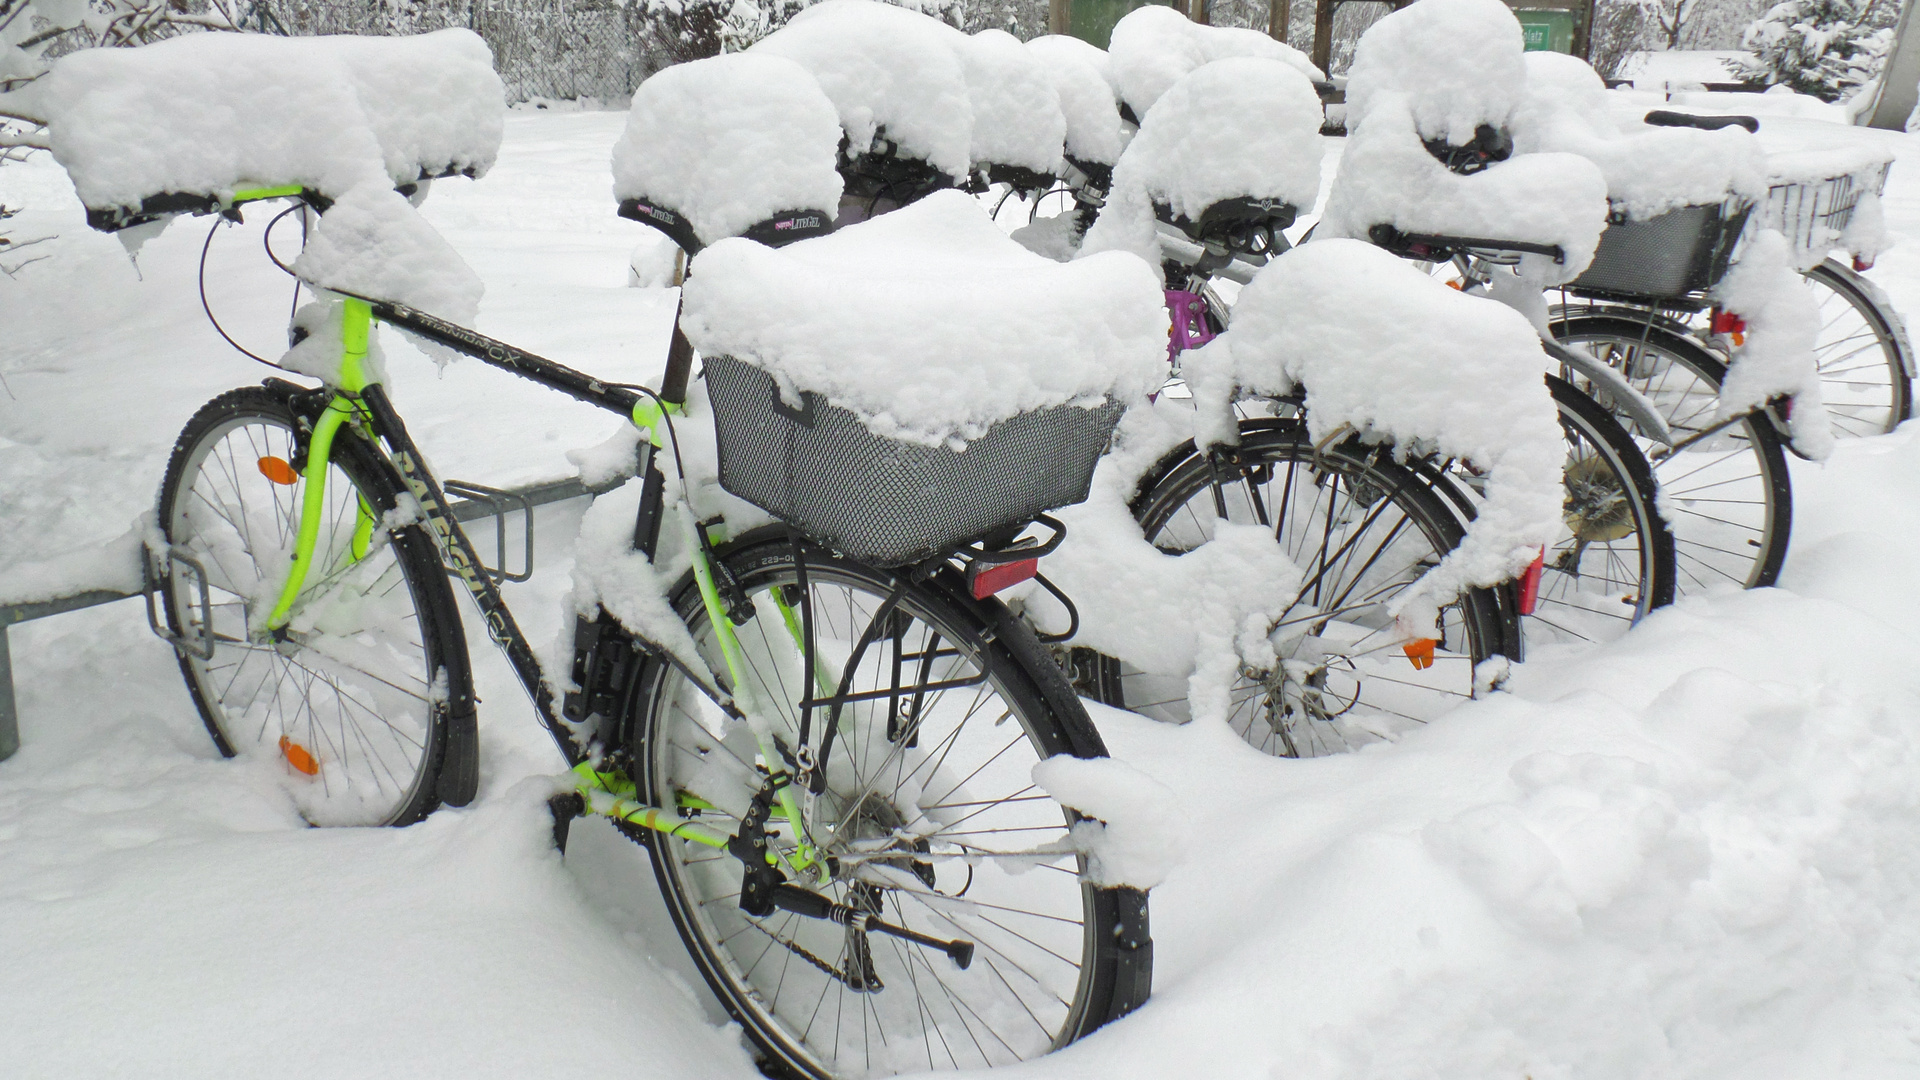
1759;160;1890;264
703;356;1122;567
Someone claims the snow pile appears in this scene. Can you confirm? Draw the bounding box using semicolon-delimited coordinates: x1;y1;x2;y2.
1319;96;1609;284
1078;57;1323;271
751;0;974;181
35;30;503;212
959;28;1065;174
681;190;1167;447
1025;34;1125;166
611;53;844;248
1182;240;1564;613
291;184;484;325
1344;0;1525;145
1326;0;1607;284
1514;52;1770;222
1031;754;1181;888
1713;228;1834;459
1105;4;1322;120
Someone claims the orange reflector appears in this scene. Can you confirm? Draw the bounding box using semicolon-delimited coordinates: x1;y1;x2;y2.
1445;280;1463;290
1731;332;1745;347
969;557;1039;599
1403;638;1437;670
1518;547;1545;616
258;456;299;485
1855;255;1875;272
278;735;319;776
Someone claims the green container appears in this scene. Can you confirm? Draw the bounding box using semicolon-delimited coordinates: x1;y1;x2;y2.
1515;8;1575;52
1071;0;1175;49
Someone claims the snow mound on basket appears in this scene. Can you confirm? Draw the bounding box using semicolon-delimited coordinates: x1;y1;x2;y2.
1513;52;1768;223
1344;0;1525;146
1080;57;1322;271
612;53;844;249
1026;34;1124;167
1324;0;1607;286
1106;4;1322;120
681;189;1167;448
34;29;503;212
1183;239;1563;614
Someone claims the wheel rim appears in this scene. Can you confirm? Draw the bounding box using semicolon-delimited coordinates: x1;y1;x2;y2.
1806;265;1908;438
165;412;437;826
647;558;1095;1077
1560;330;1781;593
1522;391;1662;648
1130;430;1489;758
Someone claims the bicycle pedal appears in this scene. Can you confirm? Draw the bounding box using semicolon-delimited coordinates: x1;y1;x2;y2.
548;791;587;853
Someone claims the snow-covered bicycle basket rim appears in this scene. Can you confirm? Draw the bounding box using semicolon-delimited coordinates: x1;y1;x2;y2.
1568;198;1753;302
704;356;1122;567
1759;161;1889;263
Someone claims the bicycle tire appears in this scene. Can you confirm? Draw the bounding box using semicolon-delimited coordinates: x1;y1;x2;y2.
622;530;1149;1079
1804;258;1913;437
1550;313;1792;594
156;385;469;826
1121;420;1509;757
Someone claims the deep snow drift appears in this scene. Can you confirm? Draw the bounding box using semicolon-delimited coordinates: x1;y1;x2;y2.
5;100;1920;1080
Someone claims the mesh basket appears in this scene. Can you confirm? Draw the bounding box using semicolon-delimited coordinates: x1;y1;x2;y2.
1761;161;1890;261
704;356;1123;567
1568;200;1753;301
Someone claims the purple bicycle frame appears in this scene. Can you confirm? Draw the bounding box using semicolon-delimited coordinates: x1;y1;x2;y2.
1165;288;1215;363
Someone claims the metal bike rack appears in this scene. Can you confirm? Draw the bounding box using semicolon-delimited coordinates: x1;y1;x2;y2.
0;474;601;763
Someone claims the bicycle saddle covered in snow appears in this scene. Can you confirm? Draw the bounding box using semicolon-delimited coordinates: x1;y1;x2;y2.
612;52;843;256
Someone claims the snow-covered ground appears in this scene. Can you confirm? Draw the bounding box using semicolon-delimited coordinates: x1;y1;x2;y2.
6;101;1920;1078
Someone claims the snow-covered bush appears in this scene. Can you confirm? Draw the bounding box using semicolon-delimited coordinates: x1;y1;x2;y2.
1728;0;1896;102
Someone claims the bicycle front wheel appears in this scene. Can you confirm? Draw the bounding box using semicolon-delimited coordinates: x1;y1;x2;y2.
627;532;1147;1079
1804;258;1913;437
156;385;468;826
1552;314;1792;594
1124;420;1508;758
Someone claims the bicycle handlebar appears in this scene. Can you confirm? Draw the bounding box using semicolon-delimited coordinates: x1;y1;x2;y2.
1643;110;1759;134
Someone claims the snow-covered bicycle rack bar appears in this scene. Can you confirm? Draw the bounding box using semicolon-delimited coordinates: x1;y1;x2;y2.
0;474;598;762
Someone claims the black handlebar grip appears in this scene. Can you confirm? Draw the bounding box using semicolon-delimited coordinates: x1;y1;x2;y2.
1643;109;1759;134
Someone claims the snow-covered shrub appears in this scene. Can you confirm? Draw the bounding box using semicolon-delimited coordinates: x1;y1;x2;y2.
1728;0;1896;102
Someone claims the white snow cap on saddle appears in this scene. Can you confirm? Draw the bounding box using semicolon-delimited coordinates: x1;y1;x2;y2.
1345;0;1526;144
682;190;1168;448
36;30;503;212
961;29;1067;175
751;0;974;180
1025;35;1125;166
1512;52;1768;221
613;53;844;247
1319;89;1609;285
1106;4;1322;119
1181;239;1563;611
1080;57;1323;270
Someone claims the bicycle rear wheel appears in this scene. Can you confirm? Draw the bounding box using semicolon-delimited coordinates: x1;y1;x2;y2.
156;385;467;826
1123;420;1508;757
1552;313;1792;594
1521;376;1675;649
1804;258;1913;437
625;531;1148;1079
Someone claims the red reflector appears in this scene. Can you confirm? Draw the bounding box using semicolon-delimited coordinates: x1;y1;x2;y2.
1518;547;1545;616
1710;309;1746;337
969;558;1039;599
1855;255;1875;272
